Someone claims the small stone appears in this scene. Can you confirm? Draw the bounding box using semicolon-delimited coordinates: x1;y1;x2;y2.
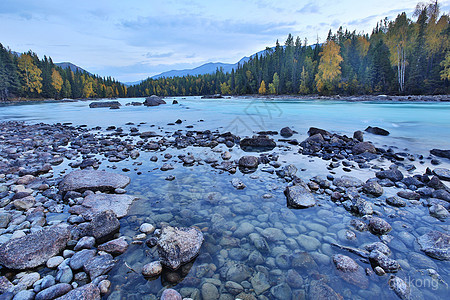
142;261;163;277
98;280;111;294
98;237;128;255
139;223;155;234
201;283;219;300
161;288;182;300
35;283;72;300
74;236;96;251
231;178;246;190
47;256;64;269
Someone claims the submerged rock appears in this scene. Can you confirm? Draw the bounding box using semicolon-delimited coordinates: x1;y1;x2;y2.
417;231;450;260
59;170;130;194
157;225;204;270
0;224;70;269
333;254;369;288
388;276;410;300
309;280;343;300
71;193;137;218
231;178;246;190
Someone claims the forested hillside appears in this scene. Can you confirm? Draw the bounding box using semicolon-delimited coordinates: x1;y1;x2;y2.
127;1;450;97
0;46;126;100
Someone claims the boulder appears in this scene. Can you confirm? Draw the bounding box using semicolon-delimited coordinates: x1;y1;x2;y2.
280;127;294;137
238;156;259;169
430;149;450;159
368;217;392;235
0;224;70;269
362;181;383;197
89;101;121;108
353;130;364;142
433;168;450;181
333;175;363;188
35;283;72;300
352;142;376;155
417;231;450;260
76;210;120;241
333;254;369;288
307;127;330;137
83;254;116;279
369;250;400;272
284;184;316;208
98;237;128;255
365;126;389;136
376;169;404;182
143;95;166;106
240;135;276;152
54;283;100;300
59;170;130;194
71;193;137;219
157;225;204;270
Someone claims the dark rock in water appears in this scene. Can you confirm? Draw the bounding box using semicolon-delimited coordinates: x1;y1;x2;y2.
201;94;223;99
433;168;450;181
307;127;330;137
309;280;343;300
0;224;70;269
369;250;400;272
175;119;182;124
397;190;420;200
284;184;316;208
89;101;121;108
432;189;450;202
54;283;100;300
430;149;450;159
35;283;72;300
386;196;406;207
388;276;411;300
238;156;259;169
365;126;389;136
362;181;383;197
280;127;294;137
427;176;447;190
59;170;130;194
143;95;166;106
417;231;450;260
140;131;158;138
352;142;376;155
76;210;120;241
240;135;276;152
353;130;364;142
368;217;392;235
376;169;404;182
172;100;179;104
157;225;204;270
70;193;137;219
332;254;369;288
84;254;116;279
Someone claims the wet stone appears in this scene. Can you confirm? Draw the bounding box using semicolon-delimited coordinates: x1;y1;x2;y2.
417;230;450;260
83;254;116;279
368;217;392;235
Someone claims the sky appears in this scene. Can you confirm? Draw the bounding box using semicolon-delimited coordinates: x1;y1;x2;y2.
1;0;449;82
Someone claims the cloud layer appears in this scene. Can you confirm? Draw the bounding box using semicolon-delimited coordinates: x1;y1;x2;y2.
0;0;424;82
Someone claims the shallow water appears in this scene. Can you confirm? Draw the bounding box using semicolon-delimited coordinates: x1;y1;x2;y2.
1;97;449;299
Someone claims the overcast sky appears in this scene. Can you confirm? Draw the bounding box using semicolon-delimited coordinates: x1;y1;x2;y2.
1;0;449;82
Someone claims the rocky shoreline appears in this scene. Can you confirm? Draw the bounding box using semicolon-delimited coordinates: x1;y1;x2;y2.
0;119;449;300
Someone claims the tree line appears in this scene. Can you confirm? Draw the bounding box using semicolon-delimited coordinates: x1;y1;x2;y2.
128;1;449;97
0;45;126;101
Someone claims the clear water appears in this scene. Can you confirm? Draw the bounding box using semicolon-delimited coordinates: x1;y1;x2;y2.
1;97;449;299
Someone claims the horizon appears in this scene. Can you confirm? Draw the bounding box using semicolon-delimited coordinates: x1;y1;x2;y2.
1;0;449;82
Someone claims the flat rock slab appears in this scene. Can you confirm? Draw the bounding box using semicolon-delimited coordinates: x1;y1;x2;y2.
157;225;204;270
59;170;130;194
433;168;450;181
417;230;450;260
75;210;120;242
70;193;137;219
0;224;70;269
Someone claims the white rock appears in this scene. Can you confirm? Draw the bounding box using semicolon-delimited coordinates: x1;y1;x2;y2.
139;223;155;234
47;256;64;269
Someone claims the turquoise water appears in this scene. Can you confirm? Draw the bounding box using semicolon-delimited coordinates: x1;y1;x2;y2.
1;97;449;299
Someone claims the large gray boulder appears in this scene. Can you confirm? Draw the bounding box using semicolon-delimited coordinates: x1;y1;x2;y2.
333;254;369;288
157;225;204;270
0;224;70;269
417;231;450;260
143;95;166;106
69;193;137;219
59;170;130;194
365;126;389;136
352;142;376;155
284;184;316;208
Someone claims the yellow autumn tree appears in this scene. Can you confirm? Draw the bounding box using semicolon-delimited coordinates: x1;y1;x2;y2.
17;54;43;95
51;69;63;98
315;40;343;94
440;51;450;80
258;80;266;94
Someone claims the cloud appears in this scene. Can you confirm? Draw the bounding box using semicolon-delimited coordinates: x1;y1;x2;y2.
145;52;174;58
297;2;320;14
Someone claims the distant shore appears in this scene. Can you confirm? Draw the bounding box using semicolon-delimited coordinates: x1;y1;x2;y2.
1;94;449;105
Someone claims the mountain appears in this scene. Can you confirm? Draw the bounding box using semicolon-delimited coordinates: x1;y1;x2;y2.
55;62;91;74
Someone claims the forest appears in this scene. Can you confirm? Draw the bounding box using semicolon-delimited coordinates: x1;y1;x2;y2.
0;46;126;101
128;1;450;97
1;1;449;100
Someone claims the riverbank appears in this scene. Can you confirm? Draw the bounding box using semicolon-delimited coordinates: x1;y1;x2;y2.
0;117;449;299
